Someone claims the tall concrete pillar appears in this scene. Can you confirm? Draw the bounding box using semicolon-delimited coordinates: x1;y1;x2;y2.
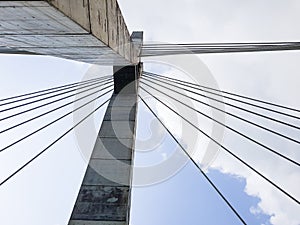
69;30;143;224
0;2;143;223
69;63;141;225
68;32;143;225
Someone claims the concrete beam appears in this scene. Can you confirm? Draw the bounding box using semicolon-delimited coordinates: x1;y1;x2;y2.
0;1;140;65
48;0;91;31
47;0;133;62
89;0;108;45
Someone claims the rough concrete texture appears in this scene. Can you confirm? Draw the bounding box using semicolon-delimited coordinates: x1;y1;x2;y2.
49;0;91;31
113;66;138;94
89;0;109;45
131;32;143;64
71;185;129;221
69;95;136;224
91;138;133;160
69;65;139;225
0;1;137;64
69;221;126;225
48;0;133;62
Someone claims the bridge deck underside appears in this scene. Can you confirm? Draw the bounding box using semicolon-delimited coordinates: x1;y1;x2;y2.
0;1;131;65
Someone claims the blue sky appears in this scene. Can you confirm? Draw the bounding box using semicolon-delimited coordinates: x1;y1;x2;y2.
0;55;113;225
131;51;300;224
131;100;272;225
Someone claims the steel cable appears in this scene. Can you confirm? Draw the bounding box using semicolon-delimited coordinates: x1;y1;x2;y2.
139;95;247;225
141;75;300;131
141;79;300;167
0;97;111;186
0;85;113;153
0;75;112;104
140;85;299;204
0;76;113;114
143;72;300;120
0;78;113;122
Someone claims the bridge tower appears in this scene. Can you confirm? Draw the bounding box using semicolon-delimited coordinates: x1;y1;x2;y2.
0;1;142;224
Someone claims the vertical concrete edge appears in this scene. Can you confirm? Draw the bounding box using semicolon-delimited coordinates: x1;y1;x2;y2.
47;0;138;64
47;0;91;32
126;63;143;225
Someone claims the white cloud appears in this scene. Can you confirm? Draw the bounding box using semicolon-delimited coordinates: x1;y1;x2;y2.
210;137;300;225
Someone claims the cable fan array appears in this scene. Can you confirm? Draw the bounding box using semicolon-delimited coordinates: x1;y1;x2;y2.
0;76;114;185
0;68;299;224
139;71;300;225
141;42;300;56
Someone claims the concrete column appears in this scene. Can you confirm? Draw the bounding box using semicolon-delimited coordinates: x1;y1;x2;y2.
69;64;141;225
131;32;144;64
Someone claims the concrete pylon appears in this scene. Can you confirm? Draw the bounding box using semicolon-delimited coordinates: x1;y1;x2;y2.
69;65;141;225
0;1;143;223
69;33;143;225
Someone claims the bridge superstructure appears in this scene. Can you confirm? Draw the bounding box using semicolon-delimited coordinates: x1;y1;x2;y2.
0;1;141;225
0;1;299;225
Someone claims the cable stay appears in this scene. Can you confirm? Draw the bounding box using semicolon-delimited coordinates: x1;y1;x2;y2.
0;96;111;187
141;41;300;56
141;75;300;145
140;79;300;167
141;74;300;131
0;76;113;114
0;85;113;153
139;95;247;225
143;71;300;114
143;72;300;120
0;78;113;122
0;75;112;106
140;86;300;205
0;80;114;135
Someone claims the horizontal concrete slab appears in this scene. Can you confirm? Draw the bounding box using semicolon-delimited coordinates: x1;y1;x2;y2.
49;0;91;31
0;1;137;65
0;6;85;34
0;34;106;48
0;1;49;7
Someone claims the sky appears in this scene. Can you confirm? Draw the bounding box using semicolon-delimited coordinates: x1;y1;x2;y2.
117;0;300;224
0;56;113;225
0;0;300;225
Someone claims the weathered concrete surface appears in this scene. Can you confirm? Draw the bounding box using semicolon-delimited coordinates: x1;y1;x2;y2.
131;32;143;64
48;0;91;31
89;0;108;45
113;66;139;94
69;221;126;225
71;185;129;221
69;65;140;225
0;2;143;224
0;1;136;65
